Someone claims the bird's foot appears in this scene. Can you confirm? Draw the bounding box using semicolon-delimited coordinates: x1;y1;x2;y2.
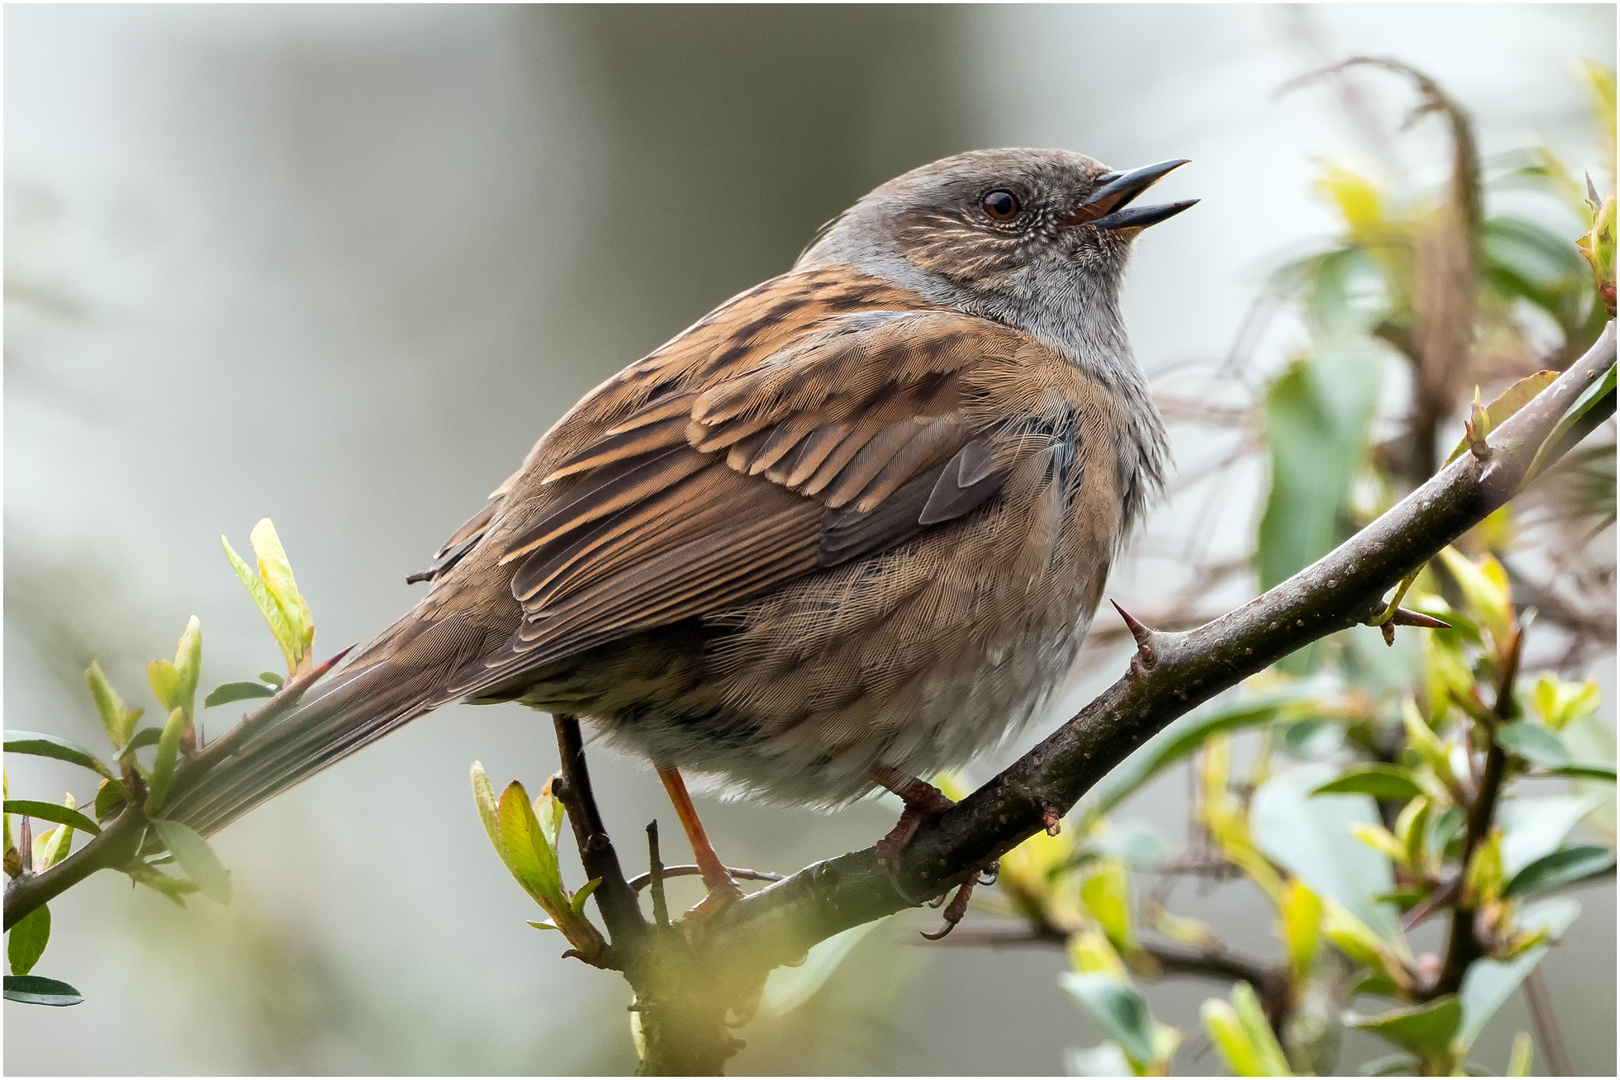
871;766;955;871
921;861;999;940
680;869;747;932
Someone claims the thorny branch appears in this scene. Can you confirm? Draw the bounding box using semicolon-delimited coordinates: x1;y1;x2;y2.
692;324;1614;980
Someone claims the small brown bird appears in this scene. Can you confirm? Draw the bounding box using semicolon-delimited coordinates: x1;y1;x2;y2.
168;148;1191;907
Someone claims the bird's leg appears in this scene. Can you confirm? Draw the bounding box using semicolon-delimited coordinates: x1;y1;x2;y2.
870;765;955;870
657;766;745;913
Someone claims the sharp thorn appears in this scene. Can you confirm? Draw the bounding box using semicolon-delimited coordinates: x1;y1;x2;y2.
1110;600;1155;650
1390;608;1452;630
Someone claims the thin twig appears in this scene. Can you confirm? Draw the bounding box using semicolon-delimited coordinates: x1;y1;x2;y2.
646;821;670;929
551;713;645;953
626;864;787;893
1523;966;1573;1076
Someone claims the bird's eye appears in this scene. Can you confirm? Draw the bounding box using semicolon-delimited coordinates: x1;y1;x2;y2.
981;190;1020;221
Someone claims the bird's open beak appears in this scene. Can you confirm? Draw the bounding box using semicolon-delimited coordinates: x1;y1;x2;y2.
1060;159;1197;231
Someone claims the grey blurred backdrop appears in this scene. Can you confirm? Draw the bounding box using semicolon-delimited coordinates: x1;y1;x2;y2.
5;4;1614;1074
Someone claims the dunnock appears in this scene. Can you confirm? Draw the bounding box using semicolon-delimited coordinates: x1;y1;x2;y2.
167;148;1193;906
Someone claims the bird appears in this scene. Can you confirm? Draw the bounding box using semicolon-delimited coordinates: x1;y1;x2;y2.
165;148;1192;914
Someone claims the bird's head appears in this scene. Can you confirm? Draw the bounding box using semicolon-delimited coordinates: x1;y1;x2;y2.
799;148;1195;373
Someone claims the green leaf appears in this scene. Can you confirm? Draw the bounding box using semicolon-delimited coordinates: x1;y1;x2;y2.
3;731;113;779
1496;722;1572;768
1526;359;1617;485
1080;857;1135;954
1252;763;1399;937
203;681;277;708
251;519;315;673
496;780;564;905
1543;762;1617;782
2;801;101;837
1502;844;1615;899
85;662;140;750
1500;796;1601;876
224;532;298;674
1280;879;1322;981
759;920;881;1018
1445;370;1560;466
146;660;184;714
94;778;127;822
1350;971;1407;999
1064;1043;1135;1077
1083;690;1320;820
259;671;285;688
1232;980;1292;1076
1258;346;1380;672
8;904;50;976
122;726;164;755
1436;548;1513;650
1312;764;1425;802
3;974;83;1006
570;877;602;917
151;819;232;904
172;616;202;717
1457;898;1580;1052
127;860;200;906
1507;1032;1534;1077
470;762;504;863
143;708;186;815
1061;972;1157;1067
1354;995;1462;1056
1203;997;1264;1077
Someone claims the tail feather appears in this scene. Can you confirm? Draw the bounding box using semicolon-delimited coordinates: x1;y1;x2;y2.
166;660;445;837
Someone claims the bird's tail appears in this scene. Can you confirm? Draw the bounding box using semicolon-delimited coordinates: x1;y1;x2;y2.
163;654;447;838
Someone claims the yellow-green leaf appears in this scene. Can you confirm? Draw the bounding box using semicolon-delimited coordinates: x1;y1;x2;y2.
1080;857;1135;955
1203;997;1263;1077
1352;823;1408;865
224;532;299;675
1436;547;1512;649
251;519;314;674
470;762;504;864
1445;372;1559;466
1233;980;1292;1076
496;780;564;906
143;708;186;815
86;662;139;750
171;616;202;718
1279;879;1321;981
1068;927;1129;982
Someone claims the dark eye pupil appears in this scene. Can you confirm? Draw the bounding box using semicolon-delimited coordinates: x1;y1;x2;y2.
983;190;1019;220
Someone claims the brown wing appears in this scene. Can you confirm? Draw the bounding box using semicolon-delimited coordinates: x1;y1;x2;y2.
451;307;1041;697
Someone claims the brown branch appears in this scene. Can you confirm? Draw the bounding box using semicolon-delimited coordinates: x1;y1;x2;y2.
550;713;646;956
703;323;1615;977
1523;967;1573;1076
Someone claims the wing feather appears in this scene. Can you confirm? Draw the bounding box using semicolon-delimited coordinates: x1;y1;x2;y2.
449;294;1058;700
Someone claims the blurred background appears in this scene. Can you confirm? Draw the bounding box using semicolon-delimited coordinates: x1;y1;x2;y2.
5;4;1614;1074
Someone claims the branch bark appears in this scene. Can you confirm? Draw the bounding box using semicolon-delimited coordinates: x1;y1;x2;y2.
701;323;1615;979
